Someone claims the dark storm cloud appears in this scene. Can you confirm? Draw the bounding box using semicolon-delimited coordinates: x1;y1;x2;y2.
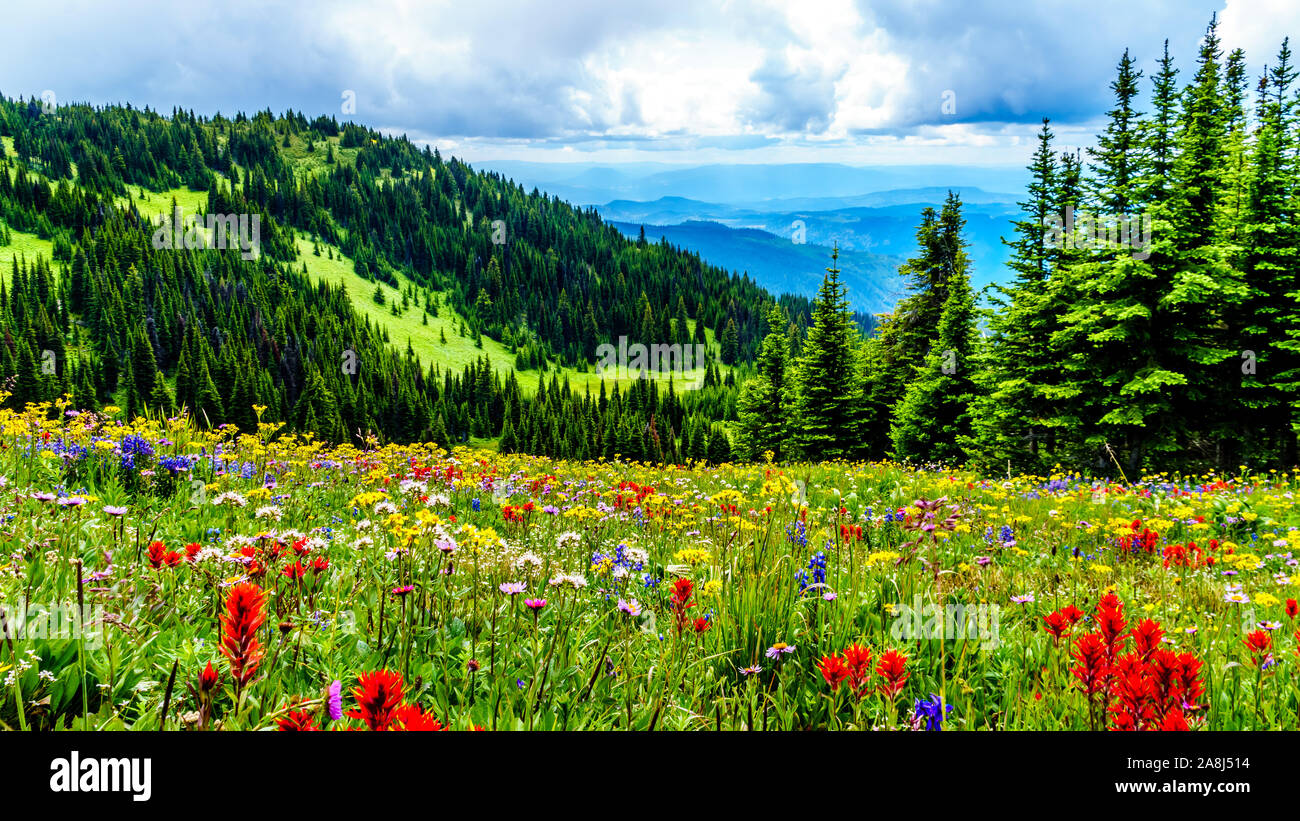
742;53;846;133
0;0;1264;152
0;0;704;139
858;0;1220;129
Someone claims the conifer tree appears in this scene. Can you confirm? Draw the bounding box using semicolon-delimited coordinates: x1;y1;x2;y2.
968;120;1060;471
736;304;792;460
1087;50;1144;216
1241;38;1300;464
792;246;865;460
719;318;738;366
891;251;979;464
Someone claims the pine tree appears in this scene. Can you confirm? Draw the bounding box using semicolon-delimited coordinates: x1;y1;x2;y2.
130;329;158;403
1087;50;1144;215
1166;15;1248;469
719;318;739;365
293;368;344;442
736;305;792;460
792;246;865;460
865;195;969;458
1139;40;1180;205
705;424;732;465
674;295;691;347
890;253;979;464
1241;38;1300;464
12;336;41;406
968;120;1061;471
193;356;225;424
147;371;174;417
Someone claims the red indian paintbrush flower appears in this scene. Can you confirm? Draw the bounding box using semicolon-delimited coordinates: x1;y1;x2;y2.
1130;618;1165;661
1147;649;1182;715
220;582;266;690
347;670;406;731
817;654;852;692
1176;652;1205;710
670;577;694;605
841;644;873;696
1108;667;1156;731
1098;591;1123;613
276;710;320;731
1070;633;1110;698
1043;611;1071;643
875;649;909;699
1244;630;1272;668
1060;604;1085;625
1286;598;1298;619
1095;602;1128;660
393;703;446;731
1158;709;1190;731
199;661;220;692
669;578;696;637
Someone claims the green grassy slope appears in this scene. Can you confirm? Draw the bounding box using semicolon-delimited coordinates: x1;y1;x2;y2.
1;135;732;400
0;226;55;276
294;234;518;376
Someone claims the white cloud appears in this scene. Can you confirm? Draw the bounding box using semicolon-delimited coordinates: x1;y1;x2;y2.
1;0;1280;165
1219;0;1300;71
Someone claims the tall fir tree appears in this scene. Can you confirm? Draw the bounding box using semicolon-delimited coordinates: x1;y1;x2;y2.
891;242;979;465
736;304;792;460
792;247;865;460
969;120;1065;471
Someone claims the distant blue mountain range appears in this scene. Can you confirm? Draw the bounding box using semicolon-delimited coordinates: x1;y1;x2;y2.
481;161;1028;206
478;161;1026;311
610;219;905;315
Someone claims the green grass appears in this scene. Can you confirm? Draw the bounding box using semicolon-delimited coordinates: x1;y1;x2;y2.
0;225;56;281
295;235;730;397
122;185;212;221
295;235;518;377
281;134;361;180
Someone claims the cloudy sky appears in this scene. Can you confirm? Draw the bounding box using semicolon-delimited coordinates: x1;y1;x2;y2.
2;0;1296;166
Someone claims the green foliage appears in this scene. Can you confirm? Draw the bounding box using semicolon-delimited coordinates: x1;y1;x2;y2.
791;248;867;461
735;305;793;460
891;218;978;464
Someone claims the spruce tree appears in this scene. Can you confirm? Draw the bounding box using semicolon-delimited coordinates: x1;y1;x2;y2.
792;246;864;460
968;120;1060;471
1087;51;1144;215
719;318;739;366
1241;38;1300;464
736;305;792;460
890;253;979;464
1167;15;1248;468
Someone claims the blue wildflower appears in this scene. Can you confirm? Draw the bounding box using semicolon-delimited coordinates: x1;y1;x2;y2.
913;693;954;731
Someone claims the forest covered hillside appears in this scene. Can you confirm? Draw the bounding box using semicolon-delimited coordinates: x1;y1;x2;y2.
0;98;808;460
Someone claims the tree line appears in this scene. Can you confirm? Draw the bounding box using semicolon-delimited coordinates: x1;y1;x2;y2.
736;18;1300;475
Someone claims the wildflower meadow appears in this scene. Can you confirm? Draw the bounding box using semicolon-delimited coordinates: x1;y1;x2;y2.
3;399;1299;732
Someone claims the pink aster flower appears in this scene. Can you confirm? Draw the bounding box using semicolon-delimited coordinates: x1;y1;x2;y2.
327;680;343;721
